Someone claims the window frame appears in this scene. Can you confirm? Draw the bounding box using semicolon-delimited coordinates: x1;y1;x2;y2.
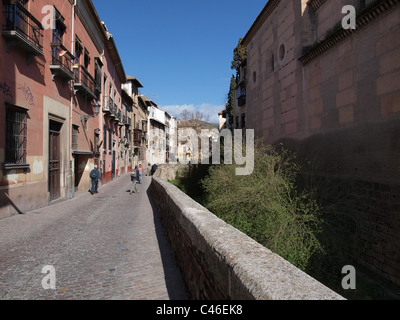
75;36;83;65
4;104;29;170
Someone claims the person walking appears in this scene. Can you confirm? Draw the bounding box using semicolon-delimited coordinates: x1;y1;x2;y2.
130;166;139;195
89;164;101;195
138;163;144;184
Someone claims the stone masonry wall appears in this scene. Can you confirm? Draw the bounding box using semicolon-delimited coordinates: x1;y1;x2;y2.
350;179;400;286
150;177;344;300
244;0;400;288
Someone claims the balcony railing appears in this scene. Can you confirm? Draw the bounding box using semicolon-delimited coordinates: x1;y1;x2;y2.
50;42;74;82
103;96;115;114
110;107;116;118
116;109;124;126
74;65;96;100
2;2;44;61
109;100;115;114
102;97;111;114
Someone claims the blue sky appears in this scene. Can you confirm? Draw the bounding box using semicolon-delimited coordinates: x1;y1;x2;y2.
94;0;267;123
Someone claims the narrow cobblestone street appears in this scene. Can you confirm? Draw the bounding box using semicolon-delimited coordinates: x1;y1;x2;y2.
0;175;188;300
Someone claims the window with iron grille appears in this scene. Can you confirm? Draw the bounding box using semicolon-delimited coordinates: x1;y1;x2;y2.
6;106;28;165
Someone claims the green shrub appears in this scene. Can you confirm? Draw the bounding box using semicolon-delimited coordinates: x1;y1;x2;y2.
201;143;323;271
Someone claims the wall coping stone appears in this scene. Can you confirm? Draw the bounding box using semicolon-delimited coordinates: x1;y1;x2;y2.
300;0;400;65
151;177;345;300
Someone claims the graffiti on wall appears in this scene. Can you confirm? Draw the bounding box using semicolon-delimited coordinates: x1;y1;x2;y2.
18;83;35;106
0;81;35;107
0;81;12;98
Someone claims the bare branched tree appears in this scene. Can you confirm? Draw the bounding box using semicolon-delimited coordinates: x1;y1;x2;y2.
179;109;210;123
180;109;191;121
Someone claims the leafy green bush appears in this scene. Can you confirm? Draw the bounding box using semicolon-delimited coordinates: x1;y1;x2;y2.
201;143;323;271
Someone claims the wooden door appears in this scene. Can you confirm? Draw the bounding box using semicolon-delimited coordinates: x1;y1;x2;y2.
49;121;61;201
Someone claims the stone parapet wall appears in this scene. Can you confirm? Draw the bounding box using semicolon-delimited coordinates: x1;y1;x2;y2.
152;164;188;181
150;177;345;300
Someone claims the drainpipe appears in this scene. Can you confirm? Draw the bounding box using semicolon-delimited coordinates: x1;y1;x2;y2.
100;51;104;184
69;0;77;199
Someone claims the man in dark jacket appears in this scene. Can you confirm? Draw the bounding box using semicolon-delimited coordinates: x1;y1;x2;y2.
151;164;158;176
89;164;101;195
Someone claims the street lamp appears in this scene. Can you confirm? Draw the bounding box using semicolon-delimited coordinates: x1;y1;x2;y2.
94;102;101;115
81;102;101;128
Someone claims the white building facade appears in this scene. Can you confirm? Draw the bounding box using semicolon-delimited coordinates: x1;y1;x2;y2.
147;103;166;165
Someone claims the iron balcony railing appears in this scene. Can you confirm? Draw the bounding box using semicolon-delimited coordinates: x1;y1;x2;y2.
74;65;96;99
116;109;123;125
50;42;74;80
109;97;114;112
109;99;115;114
2;2;44;53
113;104;119;119
102;96;109;112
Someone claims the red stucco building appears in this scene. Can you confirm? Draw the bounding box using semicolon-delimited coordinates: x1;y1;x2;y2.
0;0;127;219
